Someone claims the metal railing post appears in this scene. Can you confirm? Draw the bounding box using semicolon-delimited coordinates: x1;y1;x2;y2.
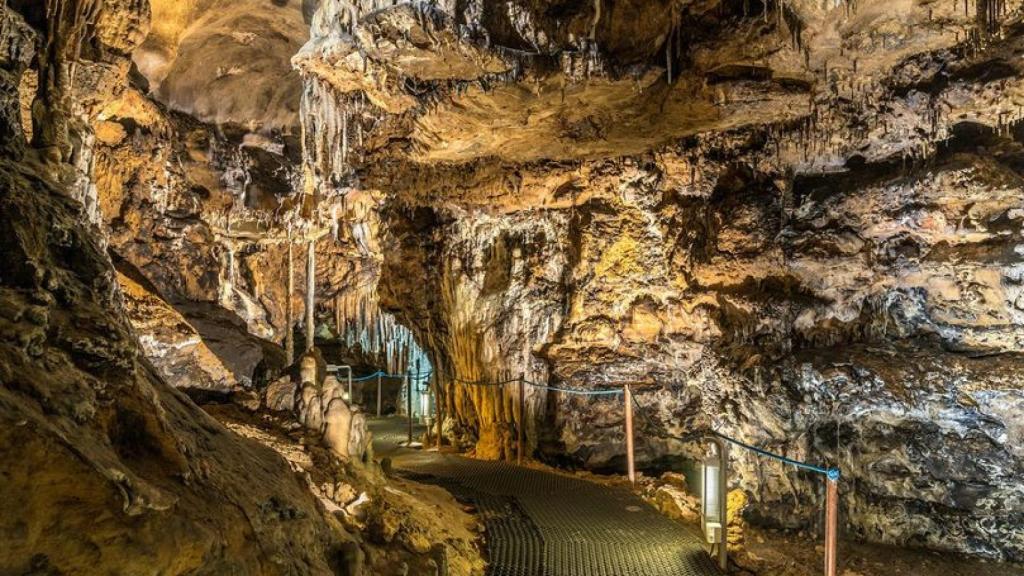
625;384;635;484
376;372;382;417
345;366;352;403
305;240;315;352
406;371;413;444
434;371;442;452
498;378;508;462
825;475;839;576
716;437;729;572
517;373;525;466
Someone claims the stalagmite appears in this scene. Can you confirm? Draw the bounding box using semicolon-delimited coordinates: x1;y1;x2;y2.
286;228;295;365
306;239;316;352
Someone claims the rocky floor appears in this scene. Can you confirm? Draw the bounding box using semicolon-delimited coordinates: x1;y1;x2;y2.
736;528;1024;576
200;405;487;576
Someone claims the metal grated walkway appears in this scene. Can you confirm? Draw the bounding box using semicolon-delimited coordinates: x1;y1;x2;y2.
369;418;720;576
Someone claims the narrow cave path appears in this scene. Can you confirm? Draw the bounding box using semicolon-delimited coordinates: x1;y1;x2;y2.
369;418;720;576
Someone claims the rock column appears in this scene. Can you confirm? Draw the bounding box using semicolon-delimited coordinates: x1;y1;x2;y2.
306;239;316;352
285;231;295;364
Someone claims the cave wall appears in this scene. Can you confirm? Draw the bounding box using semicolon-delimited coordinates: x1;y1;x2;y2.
281;0;1024;557
0;2;355;573
90;60;410;387
377;122;1024;559
21;0;1009;563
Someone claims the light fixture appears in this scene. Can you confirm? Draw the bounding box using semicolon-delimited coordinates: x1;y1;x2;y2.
701;454;723;545
701;437;729;571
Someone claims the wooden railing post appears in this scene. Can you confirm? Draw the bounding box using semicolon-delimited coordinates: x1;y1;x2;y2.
517;373;525;465
825;474;839;576
625;385;635;484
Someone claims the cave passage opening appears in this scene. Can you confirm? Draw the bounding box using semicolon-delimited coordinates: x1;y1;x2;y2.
315;294;435;420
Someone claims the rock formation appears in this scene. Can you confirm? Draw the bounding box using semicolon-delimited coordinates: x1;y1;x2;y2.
0;3;350;572
4;0;1024;570
293;0;1024;563
0;2;480;574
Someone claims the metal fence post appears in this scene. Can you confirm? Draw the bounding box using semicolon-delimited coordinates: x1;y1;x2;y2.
376;372;382;417
346;366;352;404
825;475;839;576
625;385;635;484
435;371;442;452
305;240;315;352
517;373;525;466
717;438;729;572
406;370;413;444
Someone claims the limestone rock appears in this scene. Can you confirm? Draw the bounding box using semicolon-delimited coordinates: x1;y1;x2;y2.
118;271;238;392
265;374;298;412
0;153;350;575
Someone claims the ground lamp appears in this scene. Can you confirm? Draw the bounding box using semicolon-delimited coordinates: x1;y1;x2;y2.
701;437;729;571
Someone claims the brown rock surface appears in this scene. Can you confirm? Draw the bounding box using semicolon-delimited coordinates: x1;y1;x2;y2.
6;0;1024;569
0;156;350;575
136;0;308;130
292;0;1024;562
118;271;239;391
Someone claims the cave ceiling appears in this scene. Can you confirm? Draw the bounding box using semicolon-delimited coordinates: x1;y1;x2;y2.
293;0;1024;171
135;0;310;130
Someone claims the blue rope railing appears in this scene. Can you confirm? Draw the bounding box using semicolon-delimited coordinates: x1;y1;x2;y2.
350;370;384;382
345;367;840;479
452;376;518;387
347;370;433;382
525;380;623;396
711;431;840;480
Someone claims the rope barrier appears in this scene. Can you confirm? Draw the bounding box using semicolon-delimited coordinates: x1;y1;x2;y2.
712;431;841;480
345;366;840;480
525;380;624;396
350;370;384;382
628;392;840;480
347;370;433;382
452;376;517;387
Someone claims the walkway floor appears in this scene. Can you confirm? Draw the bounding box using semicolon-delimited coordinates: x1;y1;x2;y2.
368;417;720;576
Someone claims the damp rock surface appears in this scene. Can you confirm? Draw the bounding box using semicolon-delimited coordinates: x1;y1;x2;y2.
291;0;1024;563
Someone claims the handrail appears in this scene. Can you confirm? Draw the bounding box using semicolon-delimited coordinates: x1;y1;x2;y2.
525;380;623;396
346;364;841;574
628;392;840;479
712;431;841;480
348;367;841;478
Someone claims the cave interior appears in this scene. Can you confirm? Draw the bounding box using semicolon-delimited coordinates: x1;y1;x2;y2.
1;0;1024;574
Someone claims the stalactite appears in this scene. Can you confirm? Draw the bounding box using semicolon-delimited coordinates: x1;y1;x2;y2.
666;31;673;85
